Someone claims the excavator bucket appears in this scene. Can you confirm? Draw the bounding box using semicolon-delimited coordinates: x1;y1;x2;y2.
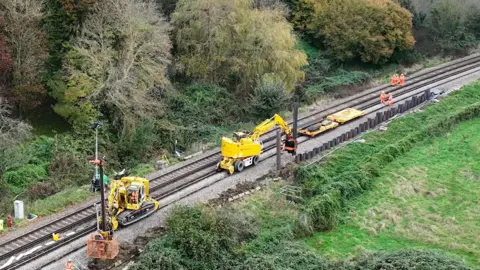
86;232;119;259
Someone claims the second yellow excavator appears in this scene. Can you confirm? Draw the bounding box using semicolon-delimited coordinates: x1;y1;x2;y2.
217;114;297;174
106;169;160;230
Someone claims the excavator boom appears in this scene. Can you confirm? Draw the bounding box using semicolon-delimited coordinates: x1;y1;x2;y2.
251;114;292;139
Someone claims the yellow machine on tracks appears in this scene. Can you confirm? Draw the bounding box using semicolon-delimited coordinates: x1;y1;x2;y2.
298;108;366;137
298;119;339;137
217;114;297;174
107;169;160;230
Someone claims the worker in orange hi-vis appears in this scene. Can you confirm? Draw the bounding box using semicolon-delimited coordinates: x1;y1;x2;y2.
380;91;387;104
388;93;393;107
399;73;405;86
7;213;13;228
65;258;74;270
390;75;396;86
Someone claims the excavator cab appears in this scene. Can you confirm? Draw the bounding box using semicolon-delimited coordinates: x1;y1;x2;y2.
127;184;145;207
233;131;251;141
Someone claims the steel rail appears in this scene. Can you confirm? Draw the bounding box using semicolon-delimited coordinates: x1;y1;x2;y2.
1;56;479;269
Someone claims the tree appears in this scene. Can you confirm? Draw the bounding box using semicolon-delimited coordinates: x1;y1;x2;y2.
292;0;415;64
53;0;172;132
394;0;426;28
172;0;307;95
426;0;477;53
42;0;95;88
0;17;13;88
0;0;49;113
0;98;31;150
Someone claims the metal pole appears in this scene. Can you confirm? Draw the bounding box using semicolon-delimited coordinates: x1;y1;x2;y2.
276;130;281;170
292;102;299;140
98;160;106;232
95;128;98;182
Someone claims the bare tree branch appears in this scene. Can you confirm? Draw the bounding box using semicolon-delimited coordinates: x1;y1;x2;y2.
61;0;171;129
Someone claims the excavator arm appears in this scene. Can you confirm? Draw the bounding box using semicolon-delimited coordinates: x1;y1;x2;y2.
251;114;292;140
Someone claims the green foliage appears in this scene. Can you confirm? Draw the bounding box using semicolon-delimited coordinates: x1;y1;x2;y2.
348;250;474;270
164;83;249;149
52;0;171;130
172;0;307;94
167;84;237;126
131;205;259;270
426;0;478;53
395;0;426;28
3;165;47;194
115;120;161;167
297;81;480;234
292;0;415;64
305;68;371;97
249;75;292;119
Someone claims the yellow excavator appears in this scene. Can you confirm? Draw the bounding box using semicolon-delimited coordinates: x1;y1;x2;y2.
106;169;160;230
217;114;297;174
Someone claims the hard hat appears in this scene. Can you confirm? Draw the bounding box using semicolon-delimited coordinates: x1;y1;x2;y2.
68;258;72;262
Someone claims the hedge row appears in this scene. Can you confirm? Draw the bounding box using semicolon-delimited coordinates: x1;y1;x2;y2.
297;90;480;233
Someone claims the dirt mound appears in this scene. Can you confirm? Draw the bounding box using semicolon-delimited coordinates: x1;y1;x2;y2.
209;181;258;206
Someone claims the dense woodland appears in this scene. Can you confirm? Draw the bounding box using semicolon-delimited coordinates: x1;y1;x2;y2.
0;0;479;213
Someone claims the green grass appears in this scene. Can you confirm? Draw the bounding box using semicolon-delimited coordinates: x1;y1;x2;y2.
305;108;480;266
27;185;95;217
1;185;95;233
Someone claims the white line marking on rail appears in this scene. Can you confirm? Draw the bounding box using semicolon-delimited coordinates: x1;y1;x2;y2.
45;241;56;246
65;231;75;236
15;253;24;261
24;246;43;256
0;256;15;269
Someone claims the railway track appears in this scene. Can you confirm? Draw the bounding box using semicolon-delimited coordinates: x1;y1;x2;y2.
1;53;479;270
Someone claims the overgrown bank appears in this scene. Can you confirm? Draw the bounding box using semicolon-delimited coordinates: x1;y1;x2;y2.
2;0;480;228
129;83;480;269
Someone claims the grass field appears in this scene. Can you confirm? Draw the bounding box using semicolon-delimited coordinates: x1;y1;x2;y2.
306;118;480;265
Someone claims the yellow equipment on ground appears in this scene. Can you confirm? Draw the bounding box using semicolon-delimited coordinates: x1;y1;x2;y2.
298;108;366;138
327;108;366;124
298;119;339;137
106;170;160;230
217;114;297;174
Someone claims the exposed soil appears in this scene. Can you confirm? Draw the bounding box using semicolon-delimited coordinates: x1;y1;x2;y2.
208;181;259;206
87;226;165;270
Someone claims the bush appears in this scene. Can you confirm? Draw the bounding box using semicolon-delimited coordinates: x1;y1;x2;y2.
172;0;307;93
292;0;415;64
347;249;473;270
26;181;58;200
426;0;478;53
305;69;370;97
167;84;237;126
130;206;259;269
3;164;47;193
249;75;292;119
